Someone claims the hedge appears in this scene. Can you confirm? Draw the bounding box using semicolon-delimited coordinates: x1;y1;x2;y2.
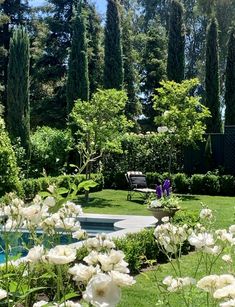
21;173;104;199
104;171;235;196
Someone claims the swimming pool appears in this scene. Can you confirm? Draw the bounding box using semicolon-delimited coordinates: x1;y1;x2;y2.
0;220;116;264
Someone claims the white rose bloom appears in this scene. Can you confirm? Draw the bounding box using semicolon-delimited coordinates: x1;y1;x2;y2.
110;271;135;286
213;283;235;299
163;276;173;286
102;240;116;250
109;250;125;264
222;254;233;263
44;196;56;208
98;254;113;272
163;276;195;292
85;238;101;251
59;300;81;307
157;126;168;133
216;229;235;244
204;245;221;255
4;219;18;230
26;245;44;263
197;275;220;293
33;301;49;307
21;204;47;224
229;225;235;235
44;245;76;265
188;232;214;249
161;216;170;223
84;251;99;265
68;263;97;283
83;273;121;307
200;208;213;220
220;299;235;307
0;289;7;300
33;195;43;205
72;230;86;240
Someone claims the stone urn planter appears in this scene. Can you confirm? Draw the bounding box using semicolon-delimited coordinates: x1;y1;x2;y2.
148;207;179;220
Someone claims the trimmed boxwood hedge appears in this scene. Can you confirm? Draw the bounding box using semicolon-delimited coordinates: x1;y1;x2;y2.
104;171;235;196
21;173;104;199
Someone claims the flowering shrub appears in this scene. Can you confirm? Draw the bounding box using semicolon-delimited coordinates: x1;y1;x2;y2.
0;192;135;306
152;207;235;306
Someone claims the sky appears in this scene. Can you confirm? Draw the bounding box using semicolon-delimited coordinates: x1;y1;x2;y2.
30;0;107;14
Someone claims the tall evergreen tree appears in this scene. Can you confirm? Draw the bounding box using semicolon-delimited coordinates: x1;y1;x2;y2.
66;1;89;115
7;27;30;154
86;3;103;97
122;9;140;121
167;0;185;82
225;27;235;126
104;0;123;90
205;17;221;132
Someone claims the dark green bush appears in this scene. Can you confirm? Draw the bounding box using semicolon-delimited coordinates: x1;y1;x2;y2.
220;175;235;196
202;173;220;195
0;118;23;197
22;173;103;199
115;228;159;274
172;209;199;228
30;126;72;177
173;173;190;193
190;174;204;194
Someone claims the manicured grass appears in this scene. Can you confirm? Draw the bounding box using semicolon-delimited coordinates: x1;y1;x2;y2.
79;190;235;306
81;189;235;228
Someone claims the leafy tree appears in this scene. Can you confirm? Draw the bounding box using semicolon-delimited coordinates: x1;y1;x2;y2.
225;27;235;126
153;79;211;172
6;26;30;155
66;1;89;115
167;0;185;82
205;17;221;133
104;0;123;90
0;118;22;196
70;89;131;176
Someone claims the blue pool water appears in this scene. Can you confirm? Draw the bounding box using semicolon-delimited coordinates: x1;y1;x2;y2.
0;221;115;264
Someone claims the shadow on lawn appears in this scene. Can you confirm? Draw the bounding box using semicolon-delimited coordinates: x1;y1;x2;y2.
179;195;200;201
80;197;118;208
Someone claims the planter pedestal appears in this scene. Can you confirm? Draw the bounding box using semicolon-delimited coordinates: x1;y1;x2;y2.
148;208;179;220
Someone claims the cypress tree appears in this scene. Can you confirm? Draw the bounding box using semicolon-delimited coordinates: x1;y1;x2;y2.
122;10;140;122
225;27;235;126
104;0;123;90
7;26;30;155
66;1;89;115
167;0;185;83
205;17;221;133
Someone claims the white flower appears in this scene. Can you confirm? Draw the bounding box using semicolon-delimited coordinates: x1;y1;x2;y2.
216;229;235;244
4;219;18;230
83;273;121;307
222;254;233;263
44;196;56;208
220;299;235;307
0;289;7;300
229;225;235;235
59;301;81;307
47;184;56;193
43;245;76;265
109;271;135;286
213;283;235;299
33;195;43;205
68;263;97;283
162;276;195;292
33;301;49;307
200;208;213;220
157;126;168;133
161;216;170;223
26;245;44;263
72;230;86;240
84;251;99;266
197;275;235;294
204;245;221;255
188;232;214;250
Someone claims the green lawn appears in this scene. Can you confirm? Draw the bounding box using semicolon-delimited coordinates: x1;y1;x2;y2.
81;189;235;228
79;190;235;306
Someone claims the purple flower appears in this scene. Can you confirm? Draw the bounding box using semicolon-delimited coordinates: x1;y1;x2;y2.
156;185;163;199
163;179;171;196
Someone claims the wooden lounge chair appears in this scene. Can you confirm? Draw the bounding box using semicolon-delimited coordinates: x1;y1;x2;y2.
125;171;156;201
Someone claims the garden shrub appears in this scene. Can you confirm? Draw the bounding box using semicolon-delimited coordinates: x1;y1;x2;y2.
190;174;204;194
202;173;220;195
114;228;160;274
173;173;190;194
172;209;199;228
30;126;72;177
219;175;235;196
0;118;23;197
21;173;103;199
